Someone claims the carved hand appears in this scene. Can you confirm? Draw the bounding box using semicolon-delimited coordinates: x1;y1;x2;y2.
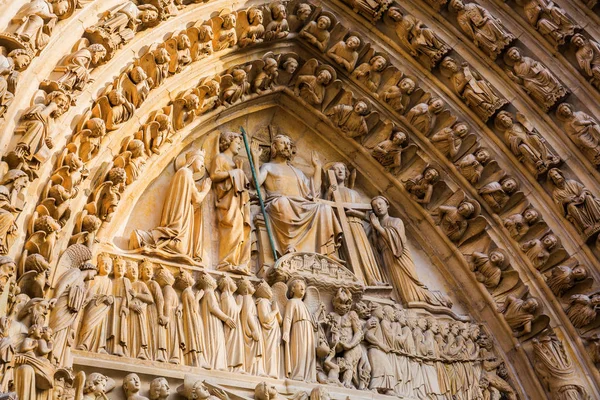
201;177;212;193
250;140;263;159
225;317;236;329
282;332;289;342
311;150;321;168
159;316;169;326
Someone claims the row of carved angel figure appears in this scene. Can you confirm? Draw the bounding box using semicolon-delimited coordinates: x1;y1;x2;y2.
0;245;523;400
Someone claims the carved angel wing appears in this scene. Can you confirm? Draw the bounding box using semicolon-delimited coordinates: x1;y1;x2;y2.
304;286;326;323
271;281;288;316
164;37;179;74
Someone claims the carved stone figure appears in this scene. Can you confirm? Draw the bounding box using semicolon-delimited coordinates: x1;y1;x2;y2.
449;0;515;60
365;304;395;395
440;57;507;122
478;333;517;400
548;168;600;238
533;333;590;399
504;47;567;111
251;135;341;257
49;260;98;365
176;269;206;368
431;122;469;160
436;198;481;243
326;100;370;139
556;103;600;167
522;233;559;270
126;261;153;360
283;278;316;382
470;249;509;289
107;256;130;357
237;278;265;375
327;36;361;72
13;90;70;169
265;3;289;41
77;253;113;353
351;55;387;92
82;372;115;399
300;15;332;52
369;196;450;307
154;267;180;364
114;139;147;185
140;47;170;89
571;34;600;90
0;187;18;255
121;66;152;107
0;49;31;118
13;324;55;400
149;377;170;400
123;373;149;400
198;273;232;371
404;166;440;206
382;77;416;113
92;88;135;131
455;148;490;184
172;92;199;130
566;294;600;328
43;44;106;93
546;264;588;296
218;276;243;372
294;62;336;107
220;68;250;105
239;7;265;47
494;111;559;177
214;12;237;51
503;208;540;239
130;149;211;263
388;7;449;69
140;260;164;361
330;163;385;285
9;0;61;53
253;57;279;94
501;295;538;337
406;97;444;135
19;254;49;299
74;118;106;163
516;0;576;48
372;128;408;173
478;176;519;213
255;281;282;378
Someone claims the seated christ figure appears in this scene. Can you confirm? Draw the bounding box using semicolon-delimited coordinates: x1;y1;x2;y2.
251;134;342;258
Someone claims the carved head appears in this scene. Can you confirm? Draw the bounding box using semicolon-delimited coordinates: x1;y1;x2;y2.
33;215;61;234
113;257;127;278
130;66;148;84
354;100;369;115
449;0;465;12
494;111;514;130
387;7;403;22
548;168;565;187
85;118;107;138
571;33;587;48
383;305;396;321
316;15;331;30
190;381;210;399
416;316;428;330
283;57;299;74
237;277;255;295
149;377;170;400
391;129;408;146
429;319;440;334
271;134;294;161
501;176;519;194
310;387;330;400
287;278;306;299
271;3;286;21
555;103;574;121
123;373;142;395
18;298;51;325
469;324;481;340
140;8;160;26
0;256;15;286
97;253;113;276
51;0;70;16
88;44;107;66
453;122;469;138
27;323;43;339
107;89;126;106
184;148;206;173
0;169;29;192
24;254;49;275
296;4;312;22
155;266;175;287
255;382;278;400
217;275;237;293
128;139;145;158
399;77;416;94
423;166;440;183
198;25;214;42
155;47;171;65
80;262;98;281
332;287;352;315
457;200;476;218
222;13;237;29
573;265;588;281
255;280;273;299
506;47;522;62
523;297;539;313
428;97;444;113
316;69;333;85
47;91;70;117
371;303;385;320
371;195;390;217
178;33;191;50
474;148;490;164
84;372;108;395
440;56;460;74
140;259;155;281
354;301;371;319
542;234;558;251
346;36;361;50
176;269;195;289
330;162;349;185
196;272;217;290
126;260;139;282
248;7;263;24
8;49;31;71
489;250;508;270
48;184;69;205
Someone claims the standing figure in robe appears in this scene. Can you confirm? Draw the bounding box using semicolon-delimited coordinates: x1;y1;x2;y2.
176;269;206;368
140;260;165;361
198;273;234;371
126;261;153;360
282;278;316;382
210;132;251;275
250;134;342;257
155;267;180;364
329;163;386;286
238;278;265;375
49;262;98;366
77;253;114;353
368;196;451;307
107;257;130;357
130;149;212;264
218;276;244;372
255;280;282;379
364;304;395;395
